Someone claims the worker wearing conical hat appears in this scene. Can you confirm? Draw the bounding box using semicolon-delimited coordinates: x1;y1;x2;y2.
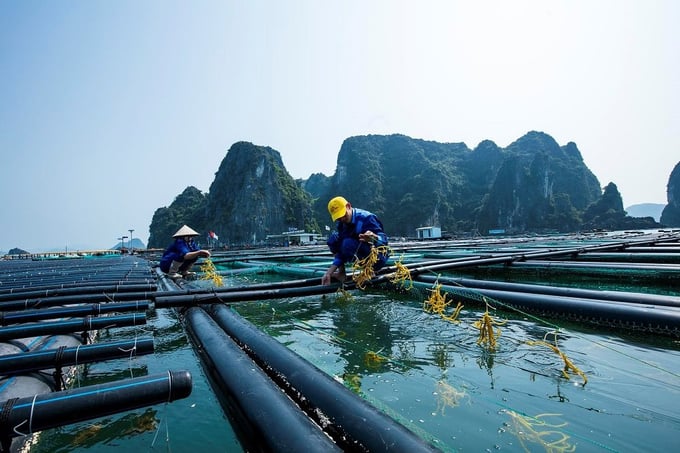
160;225;211;279
321;196;390;285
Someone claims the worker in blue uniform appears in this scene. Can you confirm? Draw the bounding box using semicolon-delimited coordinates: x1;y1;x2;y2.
321;196;389;285
160;225;211;278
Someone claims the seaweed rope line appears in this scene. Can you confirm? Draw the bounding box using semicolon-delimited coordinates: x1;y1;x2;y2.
419;267;680;381
233;302;615;452
337;266;583;383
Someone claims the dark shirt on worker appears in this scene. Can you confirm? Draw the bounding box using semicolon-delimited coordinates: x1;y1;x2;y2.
160;238;200;273
327;208;389;269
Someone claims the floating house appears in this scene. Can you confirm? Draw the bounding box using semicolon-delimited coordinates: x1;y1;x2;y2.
265;229;324;246
416;226;442;240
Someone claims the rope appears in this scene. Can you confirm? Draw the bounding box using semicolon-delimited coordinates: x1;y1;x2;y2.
53;346;67;391
27;394;37;435
74;344;82;387
0;398;18;426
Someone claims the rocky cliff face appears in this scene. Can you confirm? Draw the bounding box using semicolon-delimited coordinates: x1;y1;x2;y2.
316;134;471;234
147;186;208;248
203;142;317;245
475;133;602;233
150;132;664;246
660;161;680;227
308;131;603;235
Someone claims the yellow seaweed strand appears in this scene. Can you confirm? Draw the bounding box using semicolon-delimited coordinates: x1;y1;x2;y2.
334;287;354;303
505;411;575;453
424;283;449;314
434;380;468;415
364;350;386;368
472;298;506;350
352;245;391;289
440;301;464;323
423;282;464;323
527;337;588;386
199;259;224;287
390;255;413;290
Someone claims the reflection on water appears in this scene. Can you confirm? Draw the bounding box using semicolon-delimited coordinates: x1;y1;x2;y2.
53;409;159;451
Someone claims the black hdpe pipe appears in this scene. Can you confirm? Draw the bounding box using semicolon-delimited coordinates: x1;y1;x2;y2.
208;304;440;453
0;284;157;302
419;282;680;336
184;307;341;453
0;313;146;342
0;301;150;326
0;338;154;376
0;279;156;296
154;284;342;308
158;251;649;308
397;235;680;276
510;260;680;271
209;249;331;265
154;275;325;298
155;234;680;306
353;239;678;291
415;275;680;308
0;291;155;311
207;276;320;293
0;370;192;448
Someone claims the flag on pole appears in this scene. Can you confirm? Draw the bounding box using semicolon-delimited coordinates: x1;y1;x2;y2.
209;231;219;240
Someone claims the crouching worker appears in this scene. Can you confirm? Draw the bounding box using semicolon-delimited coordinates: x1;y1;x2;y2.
160;225;211;279
321;196;389;286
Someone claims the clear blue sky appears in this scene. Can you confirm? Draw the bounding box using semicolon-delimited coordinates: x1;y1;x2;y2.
1;0;678;253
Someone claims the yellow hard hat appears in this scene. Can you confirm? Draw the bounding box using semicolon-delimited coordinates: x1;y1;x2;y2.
328;196;349;221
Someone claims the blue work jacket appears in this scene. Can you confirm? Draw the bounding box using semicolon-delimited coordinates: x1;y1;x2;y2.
330;208;388;267
160;238;199;271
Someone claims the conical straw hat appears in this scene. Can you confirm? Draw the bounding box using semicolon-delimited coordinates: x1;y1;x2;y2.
172;225;200;237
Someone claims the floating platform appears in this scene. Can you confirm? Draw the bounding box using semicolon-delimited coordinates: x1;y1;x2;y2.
1;229;679;452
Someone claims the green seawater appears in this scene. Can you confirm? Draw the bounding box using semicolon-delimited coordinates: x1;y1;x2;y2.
30;307;243;453
232;288;680;453
30;241;680;452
